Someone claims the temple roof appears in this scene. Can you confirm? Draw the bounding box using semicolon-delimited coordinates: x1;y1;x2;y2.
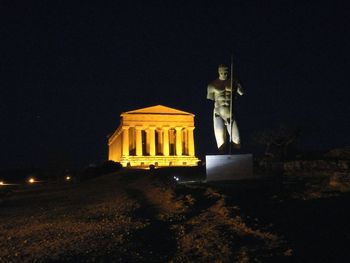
121;105;194;116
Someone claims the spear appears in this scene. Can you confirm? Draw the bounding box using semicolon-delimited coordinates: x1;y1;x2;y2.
229;55;234;155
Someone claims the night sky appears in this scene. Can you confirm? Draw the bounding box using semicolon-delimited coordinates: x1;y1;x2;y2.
1;1;349;169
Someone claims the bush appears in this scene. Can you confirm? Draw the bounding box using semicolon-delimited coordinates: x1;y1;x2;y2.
78;161;122;181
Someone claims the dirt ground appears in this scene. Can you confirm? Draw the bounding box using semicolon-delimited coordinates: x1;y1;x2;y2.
1;169;349;262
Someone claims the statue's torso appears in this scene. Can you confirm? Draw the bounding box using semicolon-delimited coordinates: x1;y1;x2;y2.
207;79;237;108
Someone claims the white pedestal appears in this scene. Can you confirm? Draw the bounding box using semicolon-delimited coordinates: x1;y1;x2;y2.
205;154;254;181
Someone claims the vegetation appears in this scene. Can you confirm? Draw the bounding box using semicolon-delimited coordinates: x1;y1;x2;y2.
253;125;300;160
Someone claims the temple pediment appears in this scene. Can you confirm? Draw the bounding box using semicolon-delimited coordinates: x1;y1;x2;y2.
122;105;194;116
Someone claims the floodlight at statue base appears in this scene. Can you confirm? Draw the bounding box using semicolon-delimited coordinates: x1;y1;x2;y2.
205;154;254;181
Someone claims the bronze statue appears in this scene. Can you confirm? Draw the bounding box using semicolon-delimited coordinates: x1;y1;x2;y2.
207;64;244;151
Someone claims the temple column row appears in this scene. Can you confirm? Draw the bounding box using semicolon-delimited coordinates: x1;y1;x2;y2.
121;125;195;157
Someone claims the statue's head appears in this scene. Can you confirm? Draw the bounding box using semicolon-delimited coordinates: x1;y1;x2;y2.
218;64;229;80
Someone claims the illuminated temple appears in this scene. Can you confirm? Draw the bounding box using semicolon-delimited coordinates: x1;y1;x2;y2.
108;105;200;167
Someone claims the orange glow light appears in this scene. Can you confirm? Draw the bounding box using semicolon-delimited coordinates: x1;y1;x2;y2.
28;178;35;184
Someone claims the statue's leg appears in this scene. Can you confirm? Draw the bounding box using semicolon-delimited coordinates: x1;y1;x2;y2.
213;111;226;149
228;120;240;144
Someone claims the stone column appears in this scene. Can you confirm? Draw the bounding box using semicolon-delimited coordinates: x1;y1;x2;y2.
163;127;169;156
129;128;135;153
183;129;188;155
135;126;143;156
122;126;129;156
145;129;150;154
175;127;183;156
157;129;163;154
149;126;156;156
187;127;195;156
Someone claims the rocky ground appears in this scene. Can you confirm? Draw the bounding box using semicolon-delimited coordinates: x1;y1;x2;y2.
1;168;350;262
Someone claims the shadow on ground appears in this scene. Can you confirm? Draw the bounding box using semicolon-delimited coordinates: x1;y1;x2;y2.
211;178;350;262
125;188;177;261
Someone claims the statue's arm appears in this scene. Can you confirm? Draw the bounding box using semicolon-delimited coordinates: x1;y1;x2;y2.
207;85;215;100
237;83;244;96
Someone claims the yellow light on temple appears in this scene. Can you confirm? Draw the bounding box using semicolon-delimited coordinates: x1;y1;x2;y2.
108;105;200;168
65;176;71;181
28;178;35;184
0;181;4;185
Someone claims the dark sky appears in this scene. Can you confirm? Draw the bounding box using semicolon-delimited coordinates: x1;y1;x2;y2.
1;1;349;169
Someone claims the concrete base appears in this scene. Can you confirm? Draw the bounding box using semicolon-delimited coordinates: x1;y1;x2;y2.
205;154;254;181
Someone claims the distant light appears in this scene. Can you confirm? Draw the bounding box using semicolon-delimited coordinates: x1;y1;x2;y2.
28;178;35;184
173;176;179;181
0;181;4;185
65;176;71;181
